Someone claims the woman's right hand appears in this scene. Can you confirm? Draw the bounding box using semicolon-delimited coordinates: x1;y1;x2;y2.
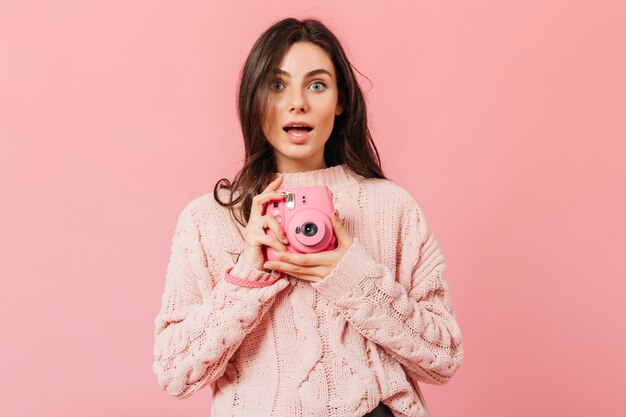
239;175;290;271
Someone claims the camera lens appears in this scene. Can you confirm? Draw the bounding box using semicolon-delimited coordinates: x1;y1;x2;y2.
302;222;318;237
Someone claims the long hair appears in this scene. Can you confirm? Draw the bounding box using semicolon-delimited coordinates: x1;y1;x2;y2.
213;17;387;237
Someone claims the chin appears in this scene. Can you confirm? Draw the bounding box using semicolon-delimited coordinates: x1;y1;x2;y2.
275;146;322;160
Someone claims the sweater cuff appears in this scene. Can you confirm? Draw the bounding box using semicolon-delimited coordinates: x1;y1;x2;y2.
229;255;281;282
310;238;377;300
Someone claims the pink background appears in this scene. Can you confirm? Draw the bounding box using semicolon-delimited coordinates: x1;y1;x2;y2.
1;1;624;416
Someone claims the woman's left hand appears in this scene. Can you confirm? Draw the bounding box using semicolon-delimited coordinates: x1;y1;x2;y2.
263;210;354;283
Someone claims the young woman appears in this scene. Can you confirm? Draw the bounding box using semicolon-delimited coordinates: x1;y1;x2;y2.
153;17;464;417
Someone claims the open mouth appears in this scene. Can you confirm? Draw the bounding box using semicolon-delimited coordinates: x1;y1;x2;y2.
283;126;313;134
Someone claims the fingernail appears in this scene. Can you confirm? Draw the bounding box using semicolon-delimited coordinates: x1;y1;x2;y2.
282;236;288;243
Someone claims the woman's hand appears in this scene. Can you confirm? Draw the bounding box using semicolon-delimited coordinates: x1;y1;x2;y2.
240;175;290;271
262;210;354;283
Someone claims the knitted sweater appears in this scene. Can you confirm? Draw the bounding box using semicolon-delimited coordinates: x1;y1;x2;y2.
152;164;464;417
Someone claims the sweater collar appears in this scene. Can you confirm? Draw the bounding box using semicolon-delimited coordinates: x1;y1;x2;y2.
273;163;357;189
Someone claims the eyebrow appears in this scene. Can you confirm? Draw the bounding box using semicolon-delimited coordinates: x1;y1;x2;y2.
272;68;333;79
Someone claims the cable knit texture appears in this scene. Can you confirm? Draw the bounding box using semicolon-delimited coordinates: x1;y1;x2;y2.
152;164;464;417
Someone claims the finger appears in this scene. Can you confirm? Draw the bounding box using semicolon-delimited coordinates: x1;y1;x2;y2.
262;175;283;193
263;213;289;245
297;275;322;283
331;209;344;230
262;260;306;275
255;214;288;250
263;261;326;282
254;191;286;207
331;210;350;246
248;230;287;253
249;191;286;221
276;250;330;267
333;209;343;224
286;272;322;283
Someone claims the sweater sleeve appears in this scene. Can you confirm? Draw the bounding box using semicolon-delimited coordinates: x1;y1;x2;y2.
310;198;464;385
152;202;290;399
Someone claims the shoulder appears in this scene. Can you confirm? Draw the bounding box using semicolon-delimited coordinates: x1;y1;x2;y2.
173;189;244;260
356;176;421;212
354;175;431;235
174;188;233;228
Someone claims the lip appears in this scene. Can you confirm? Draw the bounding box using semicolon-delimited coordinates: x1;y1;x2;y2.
284;128;311;144
282;120;314;129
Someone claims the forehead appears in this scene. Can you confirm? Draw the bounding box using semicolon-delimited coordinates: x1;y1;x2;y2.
276;42;335;77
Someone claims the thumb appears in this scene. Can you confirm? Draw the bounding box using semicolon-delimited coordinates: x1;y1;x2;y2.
331;209;348;241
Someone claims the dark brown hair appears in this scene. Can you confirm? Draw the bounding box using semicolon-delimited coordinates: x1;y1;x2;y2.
213;17;387;236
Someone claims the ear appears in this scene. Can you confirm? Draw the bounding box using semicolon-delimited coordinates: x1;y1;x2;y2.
335;90;345;116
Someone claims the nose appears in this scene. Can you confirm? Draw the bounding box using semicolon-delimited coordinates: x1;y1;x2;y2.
289;88;308;112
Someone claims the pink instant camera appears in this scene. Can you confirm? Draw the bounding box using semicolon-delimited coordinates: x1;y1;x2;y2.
263;185;338;262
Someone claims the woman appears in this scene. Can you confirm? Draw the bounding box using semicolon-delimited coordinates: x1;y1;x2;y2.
152;17;464;417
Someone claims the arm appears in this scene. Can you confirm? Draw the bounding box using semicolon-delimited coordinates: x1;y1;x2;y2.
310;199;464;385
152;203;289;399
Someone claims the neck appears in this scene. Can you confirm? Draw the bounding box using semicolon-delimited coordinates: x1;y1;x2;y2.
273;163;357;189
275;159;327;174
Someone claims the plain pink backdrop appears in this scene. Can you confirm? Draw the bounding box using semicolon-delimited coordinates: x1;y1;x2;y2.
1;1;624;416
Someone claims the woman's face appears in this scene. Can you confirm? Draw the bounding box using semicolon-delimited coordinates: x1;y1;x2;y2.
262;41;343;173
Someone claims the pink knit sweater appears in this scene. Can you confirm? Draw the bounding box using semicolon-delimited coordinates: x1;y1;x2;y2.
152;164;464;417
